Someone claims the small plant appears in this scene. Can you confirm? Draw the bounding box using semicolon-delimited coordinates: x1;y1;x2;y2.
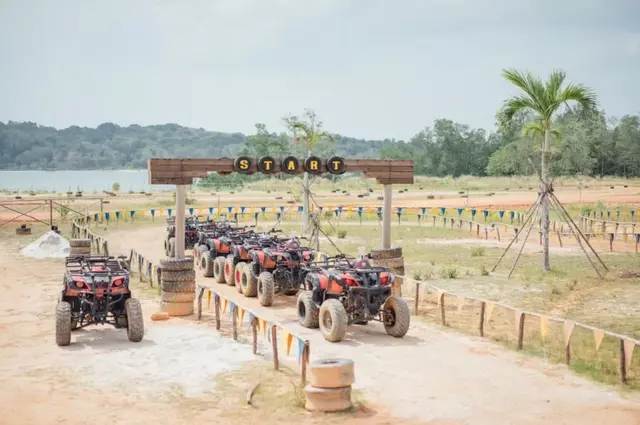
412;270;422;280
337;229;347;239
479;265;489;276
471;247;486;257
439;267;458;279
323;226;335;236
112;182;121;192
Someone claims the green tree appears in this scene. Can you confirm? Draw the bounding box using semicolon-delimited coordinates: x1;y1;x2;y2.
283;109;335;233
498;69;597;271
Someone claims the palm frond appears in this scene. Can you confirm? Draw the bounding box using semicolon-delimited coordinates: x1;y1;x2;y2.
498;95;540;128
558;83;598;113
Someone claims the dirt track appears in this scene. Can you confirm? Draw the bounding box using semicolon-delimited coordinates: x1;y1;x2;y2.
101;225;640;425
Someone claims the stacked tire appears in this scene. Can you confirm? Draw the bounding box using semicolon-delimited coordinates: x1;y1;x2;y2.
160;257;195;316
305;358;354;412
69;239;91;256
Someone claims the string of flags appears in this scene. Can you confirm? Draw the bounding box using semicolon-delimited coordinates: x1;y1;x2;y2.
205;288;309;365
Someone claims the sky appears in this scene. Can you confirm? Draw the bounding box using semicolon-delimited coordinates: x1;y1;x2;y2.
1;0;639;141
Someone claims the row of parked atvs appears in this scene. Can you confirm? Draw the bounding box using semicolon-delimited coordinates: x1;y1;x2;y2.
165;217;410;342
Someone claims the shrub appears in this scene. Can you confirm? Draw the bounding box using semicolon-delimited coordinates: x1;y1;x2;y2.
471;247;486;257
479;265;489;276
439;267;458;279
112;182;121;192
337;229;347;239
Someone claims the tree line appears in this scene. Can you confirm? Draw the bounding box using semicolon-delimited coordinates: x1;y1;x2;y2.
1;109;638;177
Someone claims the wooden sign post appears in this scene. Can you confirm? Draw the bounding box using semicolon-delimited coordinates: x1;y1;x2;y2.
147;157;413;253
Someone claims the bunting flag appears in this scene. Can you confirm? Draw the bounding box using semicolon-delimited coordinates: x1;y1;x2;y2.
457;208;463;215
130;210;135;218
297;338;305;364
228;301;236;319
105;212;110;221
248;312;255;330
514;309;524;332
259;318;267;337
624;339;635;371
237;306;246;324
189;207;194;216
440;207;446;215
221;298;228;314
499;210;505;219
456;296;465;312
593;329;605;352
540;316;549;343
282;329;294;356
471;209;477;217
485;302;495;322
206;290;212;310
267;324;274;342
563;320;575;348
115;211;121;220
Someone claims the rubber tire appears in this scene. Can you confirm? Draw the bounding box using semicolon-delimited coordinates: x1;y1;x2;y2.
55;301;72;346
257;271;275;306
161;269;196;282
160;257;193;272
168;237;176;258
161;301;194;317
69;247;91;256
383;296;410;337
161;291;196;303
370;246;402;260
224;256;236;286
308;358;355;388
198;245;208;258
297;291;319;329
234;262;245;293
319;299;348;343
241;262;258;297
213;256;226;283
203;253;214;278
161;279;195;293
193;242;200;258
284;286;299;296
69;239;91;248
125;298;144;342
164;239;169;256
304;385;352;412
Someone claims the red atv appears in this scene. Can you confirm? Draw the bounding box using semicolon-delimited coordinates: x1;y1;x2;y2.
296;255;410;342
197;226;251;280
226;231;280;293
241;237;315;306
56;255;143;346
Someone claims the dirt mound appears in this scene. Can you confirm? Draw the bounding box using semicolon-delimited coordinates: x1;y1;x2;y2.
20;230;70;258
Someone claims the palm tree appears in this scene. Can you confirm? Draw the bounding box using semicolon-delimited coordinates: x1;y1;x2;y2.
283;109;334;233
498;69;597;271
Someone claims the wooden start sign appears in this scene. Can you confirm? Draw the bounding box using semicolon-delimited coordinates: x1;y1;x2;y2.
148;157;413;185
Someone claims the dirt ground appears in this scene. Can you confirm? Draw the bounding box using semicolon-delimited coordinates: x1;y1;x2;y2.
91;224;640;425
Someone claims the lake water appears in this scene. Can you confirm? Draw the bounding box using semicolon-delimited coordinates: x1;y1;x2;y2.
0;170;173;192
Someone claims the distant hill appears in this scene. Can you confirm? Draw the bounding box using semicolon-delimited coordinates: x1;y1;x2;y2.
0;121;397;170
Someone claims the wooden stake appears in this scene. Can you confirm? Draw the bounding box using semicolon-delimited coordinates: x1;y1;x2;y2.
439;293;446;325
271;326;279;371
232;306;238;340
252;318;258;354
479;301;485;337
300;343;309;386
620;338;628;385
214;295;221;330
517;313;525;350
609;233;614;251
565;341;571;365
414;282;420;315
496;227;501;242
557;232;563;247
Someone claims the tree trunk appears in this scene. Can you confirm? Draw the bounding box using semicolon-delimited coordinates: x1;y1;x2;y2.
541;124;551;271
302;148;310;234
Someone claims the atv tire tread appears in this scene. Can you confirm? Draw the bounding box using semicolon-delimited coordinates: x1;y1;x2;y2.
160;269;196;282
234;262;245;293
319;299;348;342
202;253;214;277
224;256;236;286
161;291;196;303
370;247;402;260
257;271;275;306
213;256;226;283
160;257;193;272
383;296;411;338
125;298;144;342
161;279;196;293
69;239;91;248
242;262;258;297
297;291;319;329
55;301;72;346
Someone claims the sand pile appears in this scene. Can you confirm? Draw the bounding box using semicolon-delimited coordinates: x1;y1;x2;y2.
20;231;70;258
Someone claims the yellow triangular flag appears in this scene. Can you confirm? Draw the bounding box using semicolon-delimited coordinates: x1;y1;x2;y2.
514;309;524;332
259;318;267;337
624;339;635;371
456;296;466;312
221;298;228;314
485;302;495;322
593;329;605;352
281;330;293;356
435;290;445;307
540;316;549;343
237;307;245;324
206;290;212;311
563;320;575;348
281;329;290;353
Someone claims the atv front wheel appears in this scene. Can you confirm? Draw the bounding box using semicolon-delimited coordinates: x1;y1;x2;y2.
241;262;258;297
202;253;214;277
55;301;72;346
297;291;319;328
257;272;275;306
224;256;236;286
125;298;144;342
213;256;226;283
234;262;245;293
319;299;348;342
382;296;410;338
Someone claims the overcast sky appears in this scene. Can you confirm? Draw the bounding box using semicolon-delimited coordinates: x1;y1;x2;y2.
1;0;638;140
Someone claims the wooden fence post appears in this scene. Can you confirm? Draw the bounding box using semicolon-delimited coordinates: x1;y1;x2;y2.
103;240;109;256
300;343;309;386
214;295;221;330
252;318;258;354
414;283;420;315
271;326;279;371
479;301;485;337
232;306;238;340
557;232;563;247
620;339;628;385
517;313;525;350
439;293;446;325
609;233;614;251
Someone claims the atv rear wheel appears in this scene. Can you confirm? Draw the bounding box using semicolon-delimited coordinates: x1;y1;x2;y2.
234;262;245;293
319;299;347;342
202;252;214;277
241;262;258;297
257;272;275;306
297;291;319;328
213;256;226;283
224;256;236;286
198;244;208;258
382;296;410;338
55;301;72;346
125;298;144;342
